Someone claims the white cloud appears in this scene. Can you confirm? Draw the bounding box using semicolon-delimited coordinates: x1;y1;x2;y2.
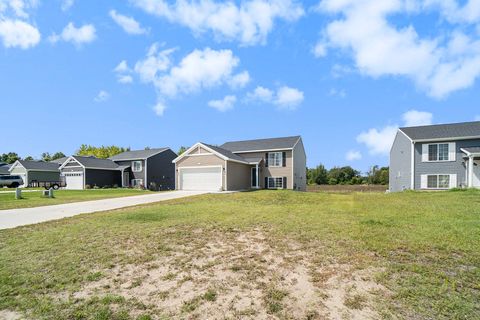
132;0;304;45
356;109;433;156
357;125;398;156
275;86;304;109
208;95;236;112
49;22;96;46
114;60;130;73
328;88;346;98
153;100;167;116
114;60;134;84
133;45;248;115
402;110;433;127
247;85;304;110
0;0;38;18
61;0;74;11
315;0;480;98
346;150;362;161
109;10;148;35
118;75;133;84
313;41;327;57
94;90;110;102
0;19;40;49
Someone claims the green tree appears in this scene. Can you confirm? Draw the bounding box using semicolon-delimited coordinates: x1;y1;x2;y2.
51;152;66;160
24;156;34;161
0;152;20;164
327;166;361;184
177;146;187;155
76;145;130;159
366;165;389;185
307;164;328;185
41;152;52;162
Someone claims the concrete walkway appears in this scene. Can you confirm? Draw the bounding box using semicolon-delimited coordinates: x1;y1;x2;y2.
0;191;207;230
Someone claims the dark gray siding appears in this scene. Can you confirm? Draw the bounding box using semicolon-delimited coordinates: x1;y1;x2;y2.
146;149;176;190
414;138;480;189
389;131;412;192
85;169;121;188
28;171;60;183
115;160;145;183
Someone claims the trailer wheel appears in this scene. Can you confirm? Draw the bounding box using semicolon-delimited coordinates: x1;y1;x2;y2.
52;184;60;190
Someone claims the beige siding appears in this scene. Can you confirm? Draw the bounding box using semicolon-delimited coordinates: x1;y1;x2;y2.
191;146;211;154
293;139;307;191
175;154;226;190
10;166;26;175
236;150;293;189
227;161;251;190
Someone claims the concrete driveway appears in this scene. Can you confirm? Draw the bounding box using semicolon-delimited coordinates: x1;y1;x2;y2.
0;191;208;230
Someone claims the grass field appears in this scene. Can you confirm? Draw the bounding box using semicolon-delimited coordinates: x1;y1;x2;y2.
0;190;479;319
307;184;388;193
0;189;153;210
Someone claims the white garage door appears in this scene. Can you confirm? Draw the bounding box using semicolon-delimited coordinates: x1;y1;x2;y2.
180;167;222;191
64;172;84;190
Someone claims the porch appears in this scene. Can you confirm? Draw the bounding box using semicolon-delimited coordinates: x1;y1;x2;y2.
462;147;480;188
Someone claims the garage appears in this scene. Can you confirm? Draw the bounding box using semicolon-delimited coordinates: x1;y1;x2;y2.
179;167;222;191
64;172;84;190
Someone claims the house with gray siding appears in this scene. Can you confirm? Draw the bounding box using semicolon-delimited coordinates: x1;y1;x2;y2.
173;136;307;191
109;148;176;190
390;121;480;192
9;160;61;187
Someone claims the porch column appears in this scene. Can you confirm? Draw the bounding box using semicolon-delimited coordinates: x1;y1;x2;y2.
468;156;474;188
256;163;259;188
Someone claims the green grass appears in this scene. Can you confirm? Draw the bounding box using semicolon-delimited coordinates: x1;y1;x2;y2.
0;190;479;319
0;189;153;210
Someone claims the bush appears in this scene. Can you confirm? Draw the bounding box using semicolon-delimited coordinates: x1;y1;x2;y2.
102;185;111;189
93;185;100;189
328;178;338;185
85;184;91;189
112;184;119;189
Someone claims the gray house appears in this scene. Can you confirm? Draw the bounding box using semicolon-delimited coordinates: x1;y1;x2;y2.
59;156;124;189
109;148;176;190
173;136;306;191
390;121;480;192
9;160;60;187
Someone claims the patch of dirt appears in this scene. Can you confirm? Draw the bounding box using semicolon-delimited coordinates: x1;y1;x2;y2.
69;229;387;319
0;310;24;320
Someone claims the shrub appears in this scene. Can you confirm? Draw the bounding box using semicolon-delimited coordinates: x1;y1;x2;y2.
85;184;91;189
102;185;111;189
112;184;118;189
93;185;100;189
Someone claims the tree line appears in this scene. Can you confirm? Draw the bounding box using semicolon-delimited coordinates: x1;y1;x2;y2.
307;165;389;185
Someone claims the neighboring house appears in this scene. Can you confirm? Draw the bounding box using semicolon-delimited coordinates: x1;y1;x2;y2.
173;136;306;191
8;160;60;187
109;148;177;190
50;157;69;165
390;121;480;192
59;156;125;190
0;163;11;176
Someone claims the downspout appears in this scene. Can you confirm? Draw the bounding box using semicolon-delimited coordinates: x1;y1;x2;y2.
144;158;148;189
411;141;415;190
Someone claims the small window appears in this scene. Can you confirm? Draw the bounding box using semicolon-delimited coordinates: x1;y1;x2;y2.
427;143;449;161
427;175;450;189
131;179;143;187
132;161;142;172
268;152;282;167
267;177;283;189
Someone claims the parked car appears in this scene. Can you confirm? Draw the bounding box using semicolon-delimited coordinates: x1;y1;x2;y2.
0;175;24;188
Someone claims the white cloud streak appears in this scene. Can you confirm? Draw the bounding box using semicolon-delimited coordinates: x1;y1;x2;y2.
49;22;96;46
109;10;148;35
208;95;237;112
247;85;304;110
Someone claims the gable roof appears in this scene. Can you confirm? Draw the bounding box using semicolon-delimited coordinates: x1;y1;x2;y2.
11;160;60;172
400;121;480;141
50;157;69;165
220;136;301;153
0;165;10;175
71;156;120;170
461;147;480;155
202;143;249;162
108;148;170;161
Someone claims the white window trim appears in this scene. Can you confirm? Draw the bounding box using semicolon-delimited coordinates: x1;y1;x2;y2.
267;176;283;189
422;143;455;162
268;152;283;167
423;174;455;189
132;161;143;172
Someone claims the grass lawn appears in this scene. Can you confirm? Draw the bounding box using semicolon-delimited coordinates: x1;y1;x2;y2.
0;190;479;319
0;189;153;210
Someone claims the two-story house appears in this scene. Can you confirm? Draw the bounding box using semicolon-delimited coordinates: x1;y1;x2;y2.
173;136;307;191
390;121;480;192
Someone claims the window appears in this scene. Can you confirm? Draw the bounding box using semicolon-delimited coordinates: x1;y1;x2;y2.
131;179;143;187
268;152;282;167
428;143;449;161
427;175;450;189
267;177;283;189
132;161;142;172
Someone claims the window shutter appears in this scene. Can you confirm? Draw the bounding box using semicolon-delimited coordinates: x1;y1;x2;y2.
448;142;456;161
420;174;427;189
283;177;287;189
282;152;286;167
265;177;268;189
449;174;457;189
422;144;429;162
265;153;269;167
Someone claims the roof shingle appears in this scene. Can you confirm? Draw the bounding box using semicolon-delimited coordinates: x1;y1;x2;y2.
108;148;170;161
17;160;60;171
73;156;120;170
400;121;480;141
220;136;300;153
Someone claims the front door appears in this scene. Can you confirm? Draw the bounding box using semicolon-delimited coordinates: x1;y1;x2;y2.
473;160;480;187
251;167;258;188
123;172;130;187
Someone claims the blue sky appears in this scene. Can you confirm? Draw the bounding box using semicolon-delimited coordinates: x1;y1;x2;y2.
1;0;480;172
